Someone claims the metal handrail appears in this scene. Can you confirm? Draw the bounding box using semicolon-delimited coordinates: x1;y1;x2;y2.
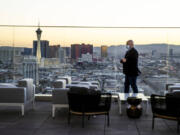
0;25;180;29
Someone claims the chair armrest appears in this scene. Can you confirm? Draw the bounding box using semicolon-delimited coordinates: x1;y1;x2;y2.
166;82;180;91
151;94;166;104
166;83;174;91
169;86;180;93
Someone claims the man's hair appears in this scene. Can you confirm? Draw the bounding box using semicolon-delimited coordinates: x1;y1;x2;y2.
126;40;134;45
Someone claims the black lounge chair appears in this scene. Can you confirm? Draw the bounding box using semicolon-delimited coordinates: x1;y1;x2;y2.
67;88;111;128
151;92;180;133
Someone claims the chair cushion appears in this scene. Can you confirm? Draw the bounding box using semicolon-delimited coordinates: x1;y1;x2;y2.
52;88;69;104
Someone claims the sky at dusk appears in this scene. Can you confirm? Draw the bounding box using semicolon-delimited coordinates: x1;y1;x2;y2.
0;0;180;47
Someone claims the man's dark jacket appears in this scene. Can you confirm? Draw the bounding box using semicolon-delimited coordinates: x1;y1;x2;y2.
121;47;140;76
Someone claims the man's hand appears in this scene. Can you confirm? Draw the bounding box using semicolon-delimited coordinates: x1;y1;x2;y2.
122;58;126;63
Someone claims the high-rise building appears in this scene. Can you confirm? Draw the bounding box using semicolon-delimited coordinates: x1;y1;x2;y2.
152;50;156;56
34;27;43;85
33;40;49;58
49;45;61;58
59;48;66;63
81;43;93;55
71;43;93;60
169;48;173;56
48;45;67;63
62;47;71;58
71;44;81;60
101;45;108;58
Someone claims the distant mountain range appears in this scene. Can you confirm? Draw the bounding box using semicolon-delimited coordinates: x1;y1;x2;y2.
94;44;180;57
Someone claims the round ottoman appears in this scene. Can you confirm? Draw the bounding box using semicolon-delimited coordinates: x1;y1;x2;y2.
126;97;142;118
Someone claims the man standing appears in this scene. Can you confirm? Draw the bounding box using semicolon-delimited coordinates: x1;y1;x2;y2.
121;40;140;93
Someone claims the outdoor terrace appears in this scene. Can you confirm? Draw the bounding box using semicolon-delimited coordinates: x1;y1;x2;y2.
0;101;178;135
